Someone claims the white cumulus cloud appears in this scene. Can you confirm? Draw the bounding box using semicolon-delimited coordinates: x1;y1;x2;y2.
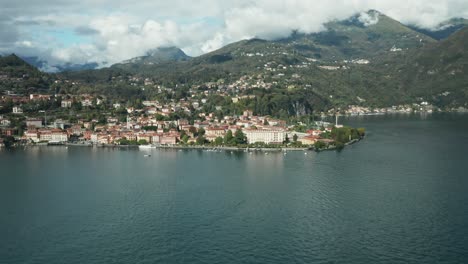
0;0;468;68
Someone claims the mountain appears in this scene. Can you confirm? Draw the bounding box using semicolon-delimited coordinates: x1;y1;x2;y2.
53;62;99;72
117;47;191;66
277;10;436;60
409;18;468;40
395;26;468;107
0;54;40;76
20;56;49;71
109;10;434;74
0;54;51;94
58;10;446;107
5;10;467;109
19;55;99;72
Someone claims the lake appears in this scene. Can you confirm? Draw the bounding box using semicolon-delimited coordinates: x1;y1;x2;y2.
1;114;468;263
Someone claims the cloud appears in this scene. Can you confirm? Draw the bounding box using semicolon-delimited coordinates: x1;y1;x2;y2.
358;12;380;26
74;26;99;36
1;0;468;69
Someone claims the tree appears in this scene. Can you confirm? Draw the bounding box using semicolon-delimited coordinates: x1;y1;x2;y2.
357;128;366;137
196;135;206;145
214;136;223;146
335;141;345;151
98;115;107;124
118;138;129;145
72;101;82;111
314;141;326;151
198;127;206;137
189;126;197;135
155;114;166;121
224;130;233;145
181;134;189;144
293;134;298;142
234;129;247;145
1;136;15;148
138;139;148;145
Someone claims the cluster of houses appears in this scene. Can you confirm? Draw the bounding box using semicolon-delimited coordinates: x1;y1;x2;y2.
15;109;330;146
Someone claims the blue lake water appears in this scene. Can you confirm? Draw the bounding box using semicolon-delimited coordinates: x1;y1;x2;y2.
1;114;468;263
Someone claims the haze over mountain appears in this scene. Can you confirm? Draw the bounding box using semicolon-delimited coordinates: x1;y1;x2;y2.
118;47;191;66
409;18;468;40
2;0;468;70
1;9;467;110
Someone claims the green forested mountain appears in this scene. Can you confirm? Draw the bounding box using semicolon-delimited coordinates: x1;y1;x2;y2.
114;47;191;67
395;26;468;107
2;10;468;110
409;18;468;40
0;54;51;94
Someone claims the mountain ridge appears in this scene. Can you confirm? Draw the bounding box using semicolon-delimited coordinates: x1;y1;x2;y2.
2;10;467;109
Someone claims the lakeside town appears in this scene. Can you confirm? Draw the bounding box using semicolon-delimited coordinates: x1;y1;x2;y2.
0;91;369;150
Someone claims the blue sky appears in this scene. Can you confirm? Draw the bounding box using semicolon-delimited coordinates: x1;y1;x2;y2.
1;0;467;69
49;29;93;46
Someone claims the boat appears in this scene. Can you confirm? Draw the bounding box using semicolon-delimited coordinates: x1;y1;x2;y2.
144;154;151;157
139;145;157;149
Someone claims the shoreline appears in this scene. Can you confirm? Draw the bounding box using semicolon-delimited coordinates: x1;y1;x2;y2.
6;138;366;152
14;143;312;152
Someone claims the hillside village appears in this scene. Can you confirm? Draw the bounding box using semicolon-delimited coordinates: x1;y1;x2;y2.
0;86;372;149
2;10;467;148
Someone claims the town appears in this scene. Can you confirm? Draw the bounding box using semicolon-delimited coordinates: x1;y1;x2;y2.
0;90;367;150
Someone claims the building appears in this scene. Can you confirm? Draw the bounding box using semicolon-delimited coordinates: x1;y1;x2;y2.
50;130;69;142
142;100;158;107
243;128;286;144
83;130;92;140
1;128;17;136
12;106;23;114
61;100;72;108
30;94;50;101
243;110;253;117
151;134;161;144
205;127;225;137
26;118;43;128
160;135;177;145
53;119;67;130
25;131;40;142
137;133;154;143
299;136;318;145
0;118;11;127
39;131;52;142
71;125;83;135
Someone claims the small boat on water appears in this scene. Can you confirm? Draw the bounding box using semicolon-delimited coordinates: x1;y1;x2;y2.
139;145;157;149
144;154;151;157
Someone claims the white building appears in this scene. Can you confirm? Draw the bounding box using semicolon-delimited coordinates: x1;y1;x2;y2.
26;118;43;128
0;118;11;127
81;99;93;107
25;131;40;142
243;129;286;144
61;100;72;108
39;131;52;142
51;131;68;142
12;106;23;114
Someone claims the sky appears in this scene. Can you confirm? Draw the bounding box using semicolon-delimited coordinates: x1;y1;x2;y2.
1;0;468;69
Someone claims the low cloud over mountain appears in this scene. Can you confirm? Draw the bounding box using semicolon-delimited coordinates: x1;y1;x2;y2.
1;0;468;70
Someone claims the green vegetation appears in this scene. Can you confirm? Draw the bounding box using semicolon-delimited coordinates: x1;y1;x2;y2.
2;12;468;112
0;136;16;148
314;126;365;151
